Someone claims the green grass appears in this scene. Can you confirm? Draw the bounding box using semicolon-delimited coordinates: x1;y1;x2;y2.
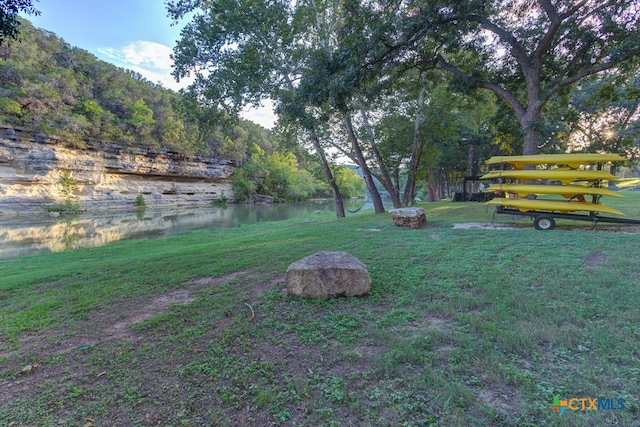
1;194;640;426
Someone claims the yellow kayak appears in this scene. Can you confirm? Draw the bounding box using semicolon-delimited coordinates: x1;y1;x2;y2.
480;169;617;184
485;184;623;199
485;198;625;216
485;153;626;169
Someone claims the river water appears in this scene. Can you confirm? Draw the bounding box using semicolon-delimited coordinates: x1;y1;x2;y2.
0;200;371;261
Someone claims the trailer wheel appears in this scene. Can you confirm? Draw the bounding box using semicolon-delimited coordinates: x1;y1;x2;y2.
534;215;555;230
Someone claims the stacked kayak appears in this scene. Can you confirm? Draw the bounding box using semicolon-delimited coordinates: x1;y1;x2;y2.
481;153;625;217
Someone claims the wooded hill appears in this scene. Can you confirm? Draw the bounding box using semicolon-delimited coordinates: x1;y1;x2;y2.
0;18;268;158
0;19;366;202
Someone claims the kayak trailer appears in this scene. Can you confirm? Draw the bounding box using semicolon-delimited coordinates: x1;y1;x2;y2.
481;153;640;230
491;205;640;231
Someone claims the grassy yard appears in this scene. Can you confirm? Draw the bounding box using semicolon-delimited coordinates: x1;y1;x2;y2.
1;192;640;426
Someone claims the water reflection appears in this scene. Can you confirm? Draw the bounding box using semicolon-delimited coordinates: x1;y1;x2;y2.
0;199;369;260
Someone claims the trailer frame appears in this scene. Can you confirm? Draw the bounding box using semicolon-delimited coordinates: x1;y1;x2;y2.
491;205;640;230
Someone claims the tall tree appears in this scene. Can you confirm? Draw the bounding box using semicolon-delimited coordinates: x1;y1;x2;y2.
405;0;640;155
403;71;427;205
169;0;356;217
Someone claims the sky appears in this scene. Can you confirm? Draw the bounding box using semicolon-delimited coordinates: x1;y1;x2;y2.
23;0;276;128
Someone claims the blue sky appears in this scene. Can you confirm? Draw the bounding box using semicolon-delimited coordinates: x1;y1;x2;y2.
23;0;275;127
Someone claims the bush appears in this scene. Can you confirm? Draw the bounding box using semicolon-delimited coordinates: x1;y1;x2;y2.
332;166;365;198
0;97;23;116
134;193;146;208
230;145;324;202
46;200;81;214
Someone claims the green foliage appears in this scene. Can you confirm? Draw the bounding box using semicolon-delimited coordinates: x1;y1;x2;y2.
0;18;273;160
127;99;155;142
46;199;81;214
211;191;228;205
58;170;77;200
0;17;333;202
47;170;81;213
0;0;39;44
230;167;257;201
231;144;324;201
565;74;640;157
0;96;21;115
331;165;364;198
134;193;146;208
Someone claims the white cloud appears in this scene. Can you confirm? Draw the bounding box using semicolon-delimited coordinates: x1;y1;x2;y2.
121;41;174;70
240;99;276;129
96;41;276;128
97;41;191;91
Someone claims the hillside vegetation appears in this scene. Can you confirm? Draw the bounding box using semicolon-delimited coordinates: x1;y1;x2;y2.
0;18;267;158
0;19;367;202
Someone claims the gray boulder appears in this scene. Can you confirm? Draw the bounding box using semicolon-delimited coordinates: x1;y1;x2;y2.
253;194;275;204
389;207;426;229
286;251;371;298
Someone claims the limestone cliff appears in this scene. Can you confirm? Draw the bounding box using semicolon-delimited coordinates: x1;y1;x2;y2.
0;127;236;213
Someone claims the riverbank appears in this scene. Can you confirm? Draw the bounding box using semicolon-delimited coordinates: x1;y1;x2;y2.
1;197;639;426
0;201;342;261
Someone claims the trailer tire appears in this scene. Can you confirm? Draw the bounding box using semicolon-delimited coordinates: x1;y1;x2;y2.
534;215;555;230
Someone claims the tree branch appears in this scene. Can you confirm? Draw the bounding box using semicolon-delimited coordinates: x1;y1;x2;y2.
549;53;640;97
534;0;562;61
464;14;529;67
436;55;526;118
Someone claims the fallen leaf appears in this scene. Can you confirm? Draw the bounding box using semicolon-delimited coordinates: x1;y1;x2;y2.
18;360;42;376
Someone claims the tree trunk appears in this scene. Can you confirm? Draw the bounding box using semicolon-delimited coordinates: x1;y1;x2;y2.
520;100;543;155
310;126;345;218
523;129;540;155
358;106;402;208
427;166;439;202
445;171;451;200
393;169;400;195
343;113;385;213
403;71;427;206
437;168;445;200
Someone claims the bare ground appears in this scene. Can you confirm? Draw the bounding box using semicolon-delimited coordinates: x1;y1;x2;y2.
0;270;465;426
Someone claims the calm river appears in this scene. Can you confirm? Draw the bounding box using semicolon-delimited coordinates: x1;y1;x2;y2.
0;200;371;261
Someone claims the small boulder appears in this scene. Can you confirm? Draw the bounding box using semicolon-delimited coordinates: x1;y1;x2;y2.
389;207;426;229
286;251;371;298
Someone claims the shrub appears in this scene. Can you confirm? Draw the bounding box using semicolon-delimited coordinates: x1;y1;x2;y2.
134;193;146;208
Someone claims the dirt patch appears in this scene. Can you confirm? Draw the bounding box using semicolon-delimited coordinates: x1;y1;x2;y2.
100;270;264;340
1;271;254;360
107;288;196;340
452;222;523;230
0;270;289;411
426;316;452;333
477;388;514;412
592;225;640;234
585;251;607;268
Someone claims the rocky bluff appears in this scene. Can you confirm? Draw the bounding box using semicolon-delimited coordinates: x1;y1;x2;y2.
0;127;236;213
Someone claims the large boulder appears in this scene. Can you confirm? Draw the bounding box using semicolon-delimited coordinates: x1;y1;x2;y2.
389;207;426;229
286;251;371;298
